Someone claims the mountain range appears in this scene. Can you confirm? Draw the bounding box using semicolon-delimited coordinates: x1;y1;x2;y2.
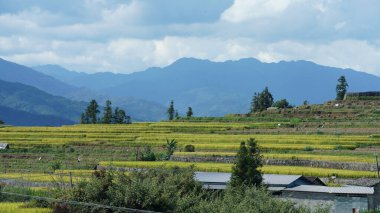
34;58;380;116
2;57;380;125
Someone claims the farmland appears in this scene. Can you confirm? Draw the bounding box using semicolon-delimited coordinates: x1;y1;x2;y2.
1;100;380;210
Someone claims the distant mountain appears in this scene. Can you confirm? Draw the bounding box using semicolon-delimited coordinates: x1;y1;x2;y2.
0;79;86;122
0;105;74;126
0;58;79;96
33;64;131;90
35;58;380;117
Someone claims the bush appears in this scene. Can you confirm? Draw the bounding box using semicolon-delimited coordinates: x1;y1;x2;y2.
184;145;195;152
50;162;61;172
55;168;326;212
139;146;156;161
304;146;314;151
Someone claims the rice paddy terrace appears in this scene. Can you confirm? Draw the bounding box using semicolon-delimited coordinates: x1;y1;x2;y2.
1;100;380;187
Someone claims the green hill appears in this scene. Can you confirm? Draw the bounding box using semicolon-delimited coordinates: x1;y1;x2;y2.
0;79;86;123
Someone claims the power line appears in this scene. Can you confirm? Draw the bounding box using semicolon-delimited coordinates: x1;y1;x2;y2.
1;191;159;213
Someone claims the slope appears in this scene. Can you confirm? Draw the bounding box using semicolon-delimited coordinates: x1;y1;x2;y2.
0;79;86;122
0;105;75;126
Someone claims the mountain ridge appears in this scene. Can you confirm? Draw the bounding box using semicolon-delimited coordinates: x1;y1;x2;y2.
31;57;380;117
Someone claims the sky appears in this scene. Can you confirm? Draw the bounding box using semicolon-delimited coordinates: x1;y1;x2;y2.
1;0;380;75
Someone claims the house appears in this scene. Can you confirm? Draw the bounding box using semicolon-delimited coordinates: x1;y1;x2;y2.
194;172;380;212
194;172;324;191
282;185;375;213
0;143;9;149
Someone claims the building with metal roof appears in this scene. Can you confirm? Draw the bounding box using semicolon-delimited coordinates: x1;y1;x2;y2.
194;172;324;190
194;172;380;212
0;143;9;149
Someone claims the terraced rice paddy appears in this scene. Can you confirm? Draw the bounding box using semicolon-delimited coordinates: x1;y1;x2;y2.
1;121;380;184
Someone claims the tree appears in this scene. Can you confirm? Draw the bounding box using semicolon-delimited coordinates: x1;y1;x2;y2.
272;99;291;109
80;100;99;124
336;76;349;100
80;113;86;124
250;87;274;113
303;100;309;106
186;107;193;118
85;100;100;124
102;100;113;124
0;119;4;125
175;110;180;119
167;100;175;120
230;138;263;187
163;139;177;160
113;107;128;124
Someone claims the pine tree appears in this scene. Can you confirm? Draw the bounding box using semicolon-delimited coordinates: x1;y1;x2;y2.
102;100;113;124
175;110;180;119
167;100;175;120
336;76;349;100
186;107;193;118
86;99;100;124
230;138;263;187
250;87;274;113
80;113;86;124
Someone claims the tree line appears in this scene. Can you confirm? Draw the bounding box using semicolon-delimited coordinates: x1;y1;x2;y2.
80;100;131;124
167;100;193;120
250;75;349;113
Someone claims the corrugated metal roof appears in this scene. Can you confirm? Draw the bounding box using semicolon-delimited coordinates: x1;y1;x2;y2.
194;172;303;186
0;143;8;149
284;185;374;195
264;174;302;185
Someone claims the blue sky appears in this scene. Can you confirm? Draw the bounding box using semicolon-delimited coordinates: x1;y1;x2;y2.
1;0;380;75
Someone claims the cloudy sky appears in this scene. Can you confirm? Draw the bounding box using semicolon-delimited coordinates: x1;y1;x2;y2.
1;0;380;75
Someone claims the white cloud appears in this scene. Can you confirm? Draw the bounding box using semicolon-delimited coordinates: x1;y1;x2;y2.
1;0;380;77
221;0;297;23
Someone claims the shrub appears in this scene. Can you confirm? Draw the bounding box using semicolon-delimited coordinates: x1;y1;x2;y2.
55;168;323;213
50;162;61;172
139;146;156;161
184;145;195;152
304;146;314;151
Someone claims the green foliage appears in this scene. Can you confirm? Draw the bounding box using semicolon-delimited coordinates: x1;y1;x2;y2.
175;110;180;119
184;144;195;152
101;100;113;124
273;99;291;109
250;87;274;113
164;139;177;160
0;119;4;124
304;146;314;151
230;138;263;187
167;100;175;120
336;76;348;100
139;146;157;161
55;169;322;213
81;99;100;124
186;107;193;118
50;161;61;172
113;107;130;124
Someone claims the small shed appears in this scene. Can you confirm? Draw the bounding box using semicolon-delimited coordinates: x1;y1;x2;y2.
0;143;9;149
